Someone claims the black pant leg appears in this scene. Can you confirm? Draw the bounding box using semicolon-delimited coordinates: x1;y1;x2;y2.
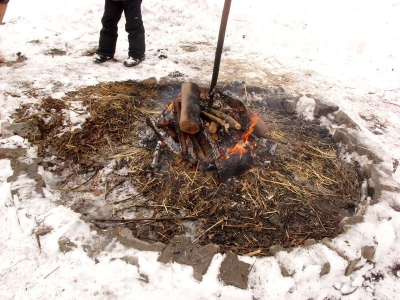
97;0;124;57
123;0;145;59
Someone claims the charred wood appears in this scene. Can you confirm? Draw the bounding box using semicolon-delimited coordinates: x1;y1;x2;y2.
190;135;206;161
173;96;188;155
151;140;163;169
216;151;253;182
214;91;246;112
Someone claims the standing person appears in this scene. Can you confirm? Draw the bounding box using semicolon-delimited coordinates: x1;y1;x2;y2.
0;0;9;24
0;0;8;63
93;0;145;67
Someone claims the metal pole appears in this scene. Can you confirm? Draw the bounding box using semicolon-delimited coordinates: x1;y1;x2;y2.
208;0;232;95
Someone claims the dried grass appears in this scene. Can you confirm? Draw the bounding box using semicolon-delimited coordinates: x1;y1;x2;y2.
12;81;360;256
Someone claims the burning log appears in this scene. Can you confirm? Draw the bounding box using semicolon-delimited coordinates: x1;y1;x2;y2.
245;110;269;137
179;82;201;134
207;108;241;130
149;83;275;182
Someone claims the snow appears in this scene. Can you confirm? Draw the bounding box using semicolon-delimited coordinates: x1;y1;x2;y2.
1;0;400;299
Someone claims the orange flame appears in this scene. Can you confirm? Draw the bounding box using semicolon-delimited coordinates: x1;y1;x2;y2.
166;102;174;112
226;112;259;158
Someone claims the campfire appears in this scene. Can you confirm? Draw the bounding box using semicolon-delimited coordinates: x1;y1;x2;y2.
13;81;360;256
146;82;271;182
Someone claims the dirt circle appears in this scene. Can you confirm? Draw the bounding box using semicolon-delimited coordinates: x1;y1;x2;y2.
13;80;360;256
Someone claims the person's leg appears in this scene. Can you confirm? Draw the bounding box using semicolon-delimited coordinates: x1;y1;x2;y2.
123;0;145;59
97;0;124;58
0;2;8;24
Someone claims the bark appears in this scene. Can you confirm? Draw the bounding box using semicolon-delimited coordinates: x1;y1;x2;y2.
216;151;253;182
179;82;201;134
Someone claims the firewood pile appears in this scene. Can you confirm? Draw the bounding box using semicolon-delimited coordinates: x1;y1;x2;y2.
147;82;272;182
12;81;360;256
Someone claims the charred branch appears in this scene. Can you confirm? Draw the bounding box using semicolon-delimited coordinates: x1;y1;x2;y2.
173;96;188;155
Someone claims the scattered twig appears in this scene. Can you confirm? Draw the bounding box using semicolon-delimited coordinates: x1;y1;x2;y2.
93;216;198;224
193;217;226;243
69;169;100;191
44;266;60;279
105;179;125;200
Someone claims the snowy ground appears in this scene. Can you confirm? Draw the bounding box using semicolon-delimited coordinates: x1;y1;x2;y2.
1;0;400;299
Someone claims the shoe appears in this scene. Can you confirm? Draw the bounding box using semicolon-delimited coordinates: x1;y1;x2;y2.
93;53;113;63
123;55;145;67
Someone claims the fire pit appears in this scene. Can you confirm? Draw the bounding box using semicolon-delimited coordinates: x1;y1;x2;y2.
13;80;360;256
145;82;272;182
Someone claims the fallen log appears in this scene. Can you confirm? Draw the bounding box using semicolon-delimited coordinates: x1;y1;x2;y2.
179;82;201;134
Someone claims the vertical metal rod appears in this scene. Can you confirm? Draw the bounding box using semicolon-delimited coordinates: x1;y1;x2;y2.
208;0;232;95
